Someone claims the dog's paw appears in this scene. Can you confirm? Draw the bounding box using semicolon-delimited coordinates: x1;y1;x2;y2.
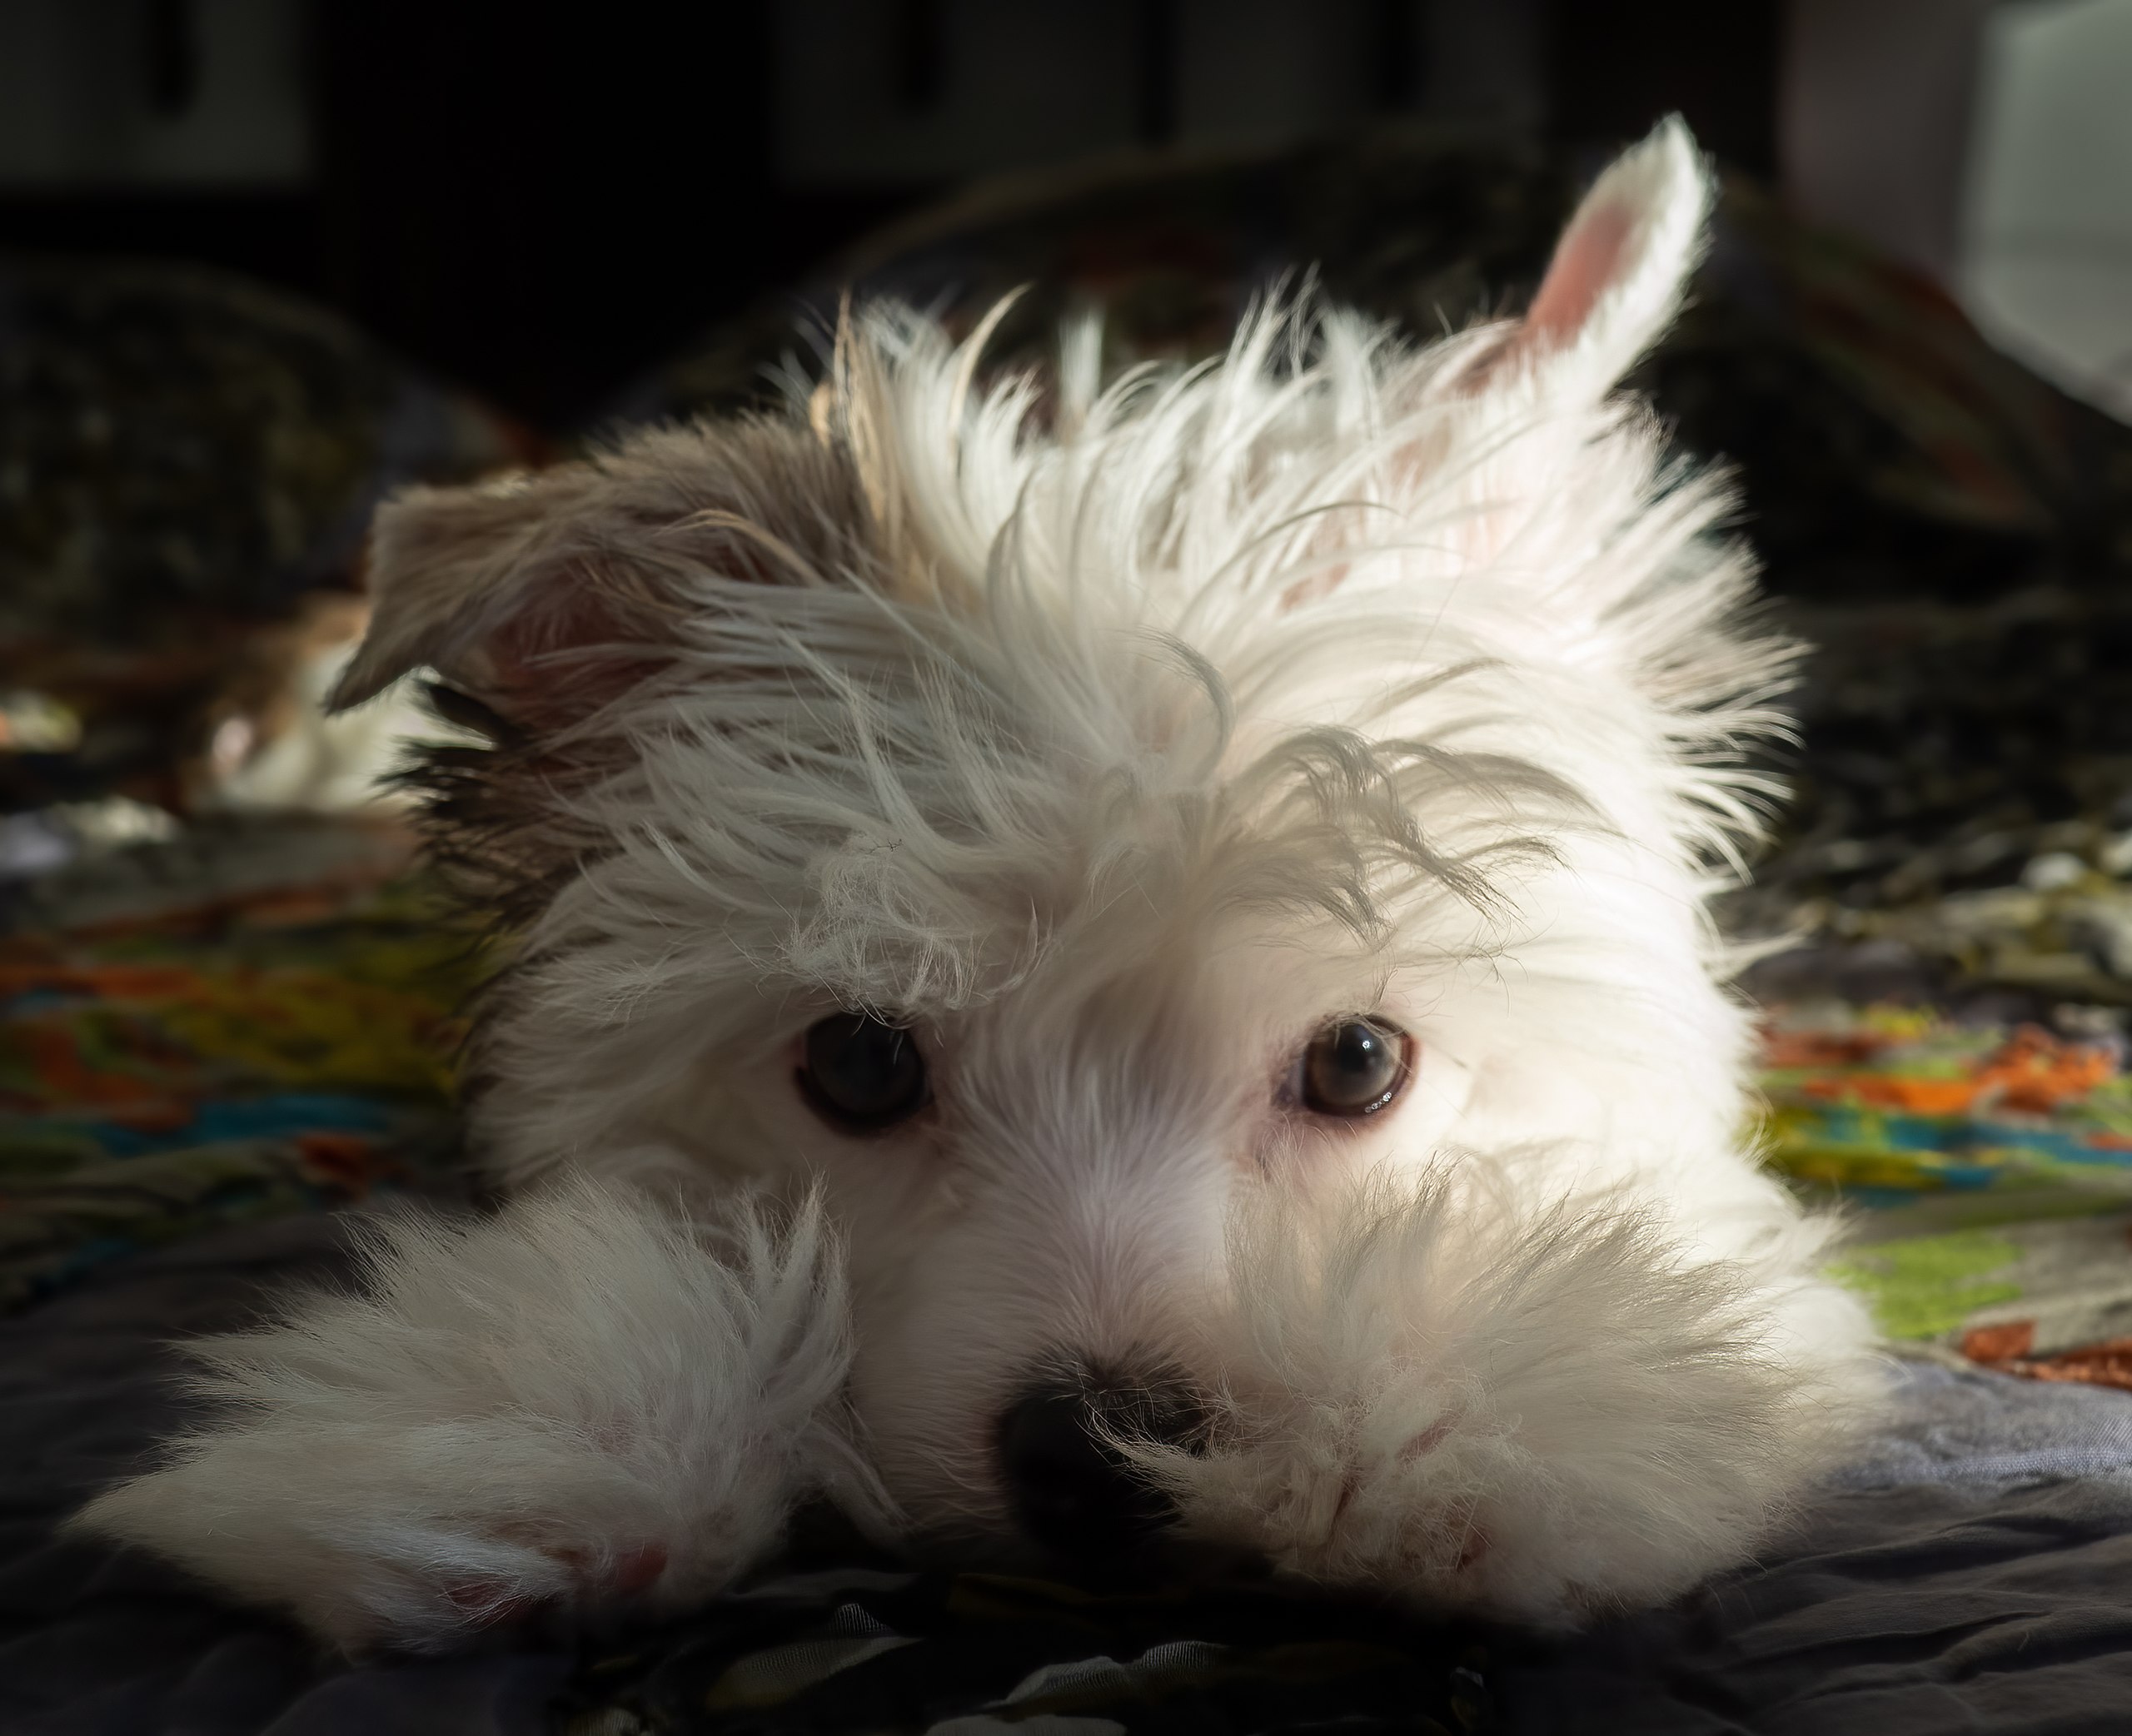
1131;1170;1870;1624
72;1177;863;1653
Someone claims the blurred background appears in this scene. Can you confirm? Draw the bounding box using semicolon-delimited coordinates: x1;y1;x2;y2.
1;0;2126;424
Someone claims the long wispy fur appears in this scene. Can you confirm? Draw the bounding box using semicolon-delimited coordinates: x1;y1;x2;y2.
76;119;1879;1650
1123;1163;1855;1624
76;1181;869;1652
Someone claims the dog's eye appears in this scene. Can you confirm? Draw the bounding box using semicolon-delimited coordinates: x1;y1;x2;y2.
1298;1017;1412;1117
799;1013;930;1132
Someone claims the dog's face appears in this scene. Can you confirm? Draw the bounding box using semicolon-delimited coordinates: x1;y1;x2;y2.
335;122;1813;1609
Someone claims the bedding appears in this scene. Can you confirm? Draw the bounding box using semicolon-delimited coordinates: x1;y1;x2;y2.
12;131;2132;1732
0;829;475;1313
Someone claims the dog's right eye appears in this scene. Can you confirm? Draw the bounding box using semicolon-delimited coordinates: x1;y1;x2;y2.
1296;1017;1412;1118
798;1013;931;1133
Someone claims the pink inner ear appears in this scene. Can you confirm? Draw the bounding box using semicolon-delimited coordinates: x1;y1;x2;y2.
1524;199;1635;355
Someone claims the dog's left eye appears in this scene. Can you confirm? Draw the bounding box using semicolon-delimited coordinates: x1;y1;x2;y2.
1295;1017;1412;1118
798;1013;931;1132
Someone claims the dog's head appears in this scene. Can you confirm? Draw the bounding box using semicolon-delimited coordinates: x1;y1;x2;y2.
334;121;1805;1598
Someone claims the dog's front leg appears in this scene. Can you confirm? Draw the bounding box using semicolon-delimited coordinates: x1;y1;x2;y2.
72;1176;864;1654
1132;1169;1875;1624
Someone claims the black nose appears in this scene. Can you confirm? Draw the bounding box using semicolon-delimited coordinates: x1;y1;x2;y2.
995;1366;1205;1564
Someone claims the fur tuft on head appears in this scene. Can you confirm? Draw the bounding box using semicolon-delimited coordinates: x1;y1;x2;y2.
329;128;1776;1027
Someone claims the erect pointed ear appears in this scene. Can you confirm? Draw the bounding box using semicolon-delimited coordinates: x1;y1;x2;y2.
1494;115;1713;405
327;422;869;723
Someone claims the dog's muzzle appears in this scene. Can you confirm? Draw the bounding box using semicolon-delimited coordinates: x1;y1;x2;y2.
994;1362;1206;1566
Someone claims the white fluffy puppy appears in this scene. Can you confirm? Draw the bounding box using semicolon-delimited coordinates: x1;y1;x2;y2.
77;120;1878;1652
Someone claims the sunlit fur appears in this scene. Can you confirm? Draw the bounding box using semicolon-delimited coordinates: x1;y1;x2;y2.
78;120;1879;1652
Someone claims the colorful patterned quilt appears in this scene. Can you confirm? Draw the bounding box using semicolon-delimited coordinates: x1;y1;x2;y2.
1762;995;2132;1383
0;819;481;1311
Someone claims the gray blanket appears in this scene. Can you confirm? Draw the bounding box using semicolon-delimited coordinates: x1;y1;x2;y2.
8;1215;2132;1735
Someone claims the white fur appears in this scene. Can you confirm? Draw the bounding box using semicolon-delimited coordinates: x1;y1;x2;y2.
77;119;1881;1649
74;1180;867;1652
1127;1165;1855;1624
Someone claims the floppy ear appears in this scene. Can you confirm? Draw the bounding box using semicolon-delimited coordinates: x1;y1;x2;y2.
327;423;869;724
329;467;617;714
1492;114;1713;405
